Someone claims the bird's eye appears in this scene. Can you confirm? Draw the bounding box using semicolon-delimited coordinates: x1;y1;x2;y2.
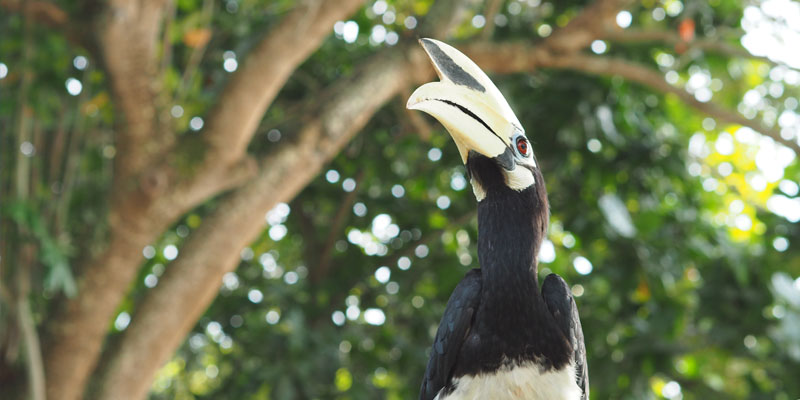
516;137;529;157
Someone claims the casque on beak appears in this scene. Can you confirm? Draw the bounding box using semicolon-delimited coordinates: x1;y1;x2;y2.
407;38;524;166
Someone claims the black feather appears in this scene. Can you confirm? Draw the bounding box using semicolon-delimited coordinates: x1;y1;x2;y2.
419;269;482;400
542;273;589;399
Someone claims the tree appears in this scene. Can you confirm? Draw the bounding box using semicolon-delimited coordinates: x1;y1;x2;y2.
1;0;799;399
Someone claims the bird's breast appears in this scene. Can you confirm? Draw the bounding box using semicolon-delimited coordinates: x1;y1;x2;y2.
436;362;581;400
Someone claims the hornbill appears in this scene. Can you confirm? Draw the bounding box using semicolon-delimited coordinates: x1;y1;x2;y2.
407;39;588;400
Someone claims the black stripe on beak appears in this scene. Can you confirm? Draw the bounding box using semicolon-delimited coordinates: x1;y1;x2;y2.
421;39;486;92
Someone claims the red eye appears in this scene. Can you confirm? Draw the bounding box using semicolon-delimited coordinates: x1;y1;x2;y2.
516;137;529;156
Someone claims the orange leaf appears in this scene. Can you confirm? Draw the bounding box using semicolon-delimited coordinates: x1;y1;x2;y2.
678;18;695;42
183;28;212;49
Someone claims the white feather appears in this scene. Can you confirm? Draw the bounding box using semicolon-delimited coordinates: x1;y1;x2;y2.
471;177;487;202
504;166;535;191
436;363;581;400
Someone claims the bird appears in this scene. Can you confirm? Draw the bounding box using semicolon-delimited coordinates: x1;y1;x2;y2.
407;38;588;400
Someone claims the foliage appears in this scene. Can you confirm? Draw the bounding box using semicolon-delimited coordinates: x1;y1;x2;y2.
2;0;800;399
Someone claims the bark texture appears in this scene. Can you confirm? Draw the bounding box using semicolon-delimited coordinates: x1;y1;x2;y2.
43;1;169;398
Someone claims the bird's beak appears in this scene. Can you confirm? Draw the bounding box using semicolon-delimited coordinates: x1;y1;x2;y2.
407;38;523;165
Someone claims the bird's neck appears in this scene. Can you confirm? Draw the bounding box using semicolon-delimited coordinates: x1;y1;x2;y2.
476;181;548;312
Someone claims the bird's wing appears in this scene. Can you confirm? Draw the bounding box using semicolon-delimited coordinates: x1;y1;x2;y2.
420;269;482;400
541;273;589;399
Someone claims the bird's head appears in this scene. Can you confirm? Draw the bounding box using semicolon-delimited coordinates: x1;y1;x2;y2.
407;38;538;202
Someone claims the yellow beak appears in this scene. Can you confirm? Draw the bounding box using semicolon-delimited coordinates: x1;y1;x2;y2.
407;38;524;164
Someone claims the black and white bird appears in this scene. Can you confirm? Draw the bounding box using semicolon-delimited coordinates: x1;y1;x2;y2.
407;38;588;400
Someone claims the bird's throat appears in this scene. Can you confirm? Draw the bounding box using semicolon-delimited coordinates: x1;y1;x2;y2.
476;185;546;308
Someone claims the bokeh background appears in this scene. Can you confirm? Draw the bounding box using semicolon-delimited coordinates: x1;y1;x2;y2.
2;0;800;399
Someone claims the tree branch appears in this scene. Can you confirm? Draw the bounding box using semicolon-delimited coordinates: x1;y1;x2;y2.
201;0;367;167
109;0;367;252
112;0;370;243
601;28;778;65
601;28;696;44
100;0;169;177
548;55;799;154
42;2;172;400
16;261;45;400
95;0;474;398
